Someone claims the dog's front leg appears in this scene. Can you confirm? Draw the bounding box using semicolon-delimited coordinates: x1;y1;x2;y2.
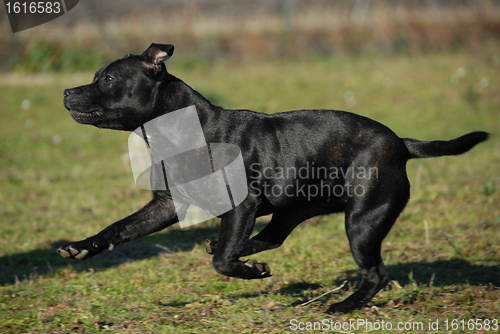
58;192;183;260
211;195;271;279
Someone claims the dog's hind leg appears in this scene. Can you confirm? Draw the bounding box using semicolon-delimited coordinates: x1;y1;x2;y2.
327;174;410;313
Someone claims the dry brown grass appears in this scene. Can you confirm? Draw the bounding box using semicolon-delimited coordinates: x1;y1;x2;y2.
2;0;500;64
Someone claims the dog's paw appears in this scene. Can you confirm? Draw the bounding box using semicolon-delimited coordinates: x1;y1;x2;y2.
244;259;271;278
57;238;113;260
205;239;218;255
57;244;89;260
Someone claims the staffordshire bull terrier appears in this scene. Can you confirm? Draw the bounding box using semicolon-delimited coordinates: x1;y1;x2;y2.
60;43;488;313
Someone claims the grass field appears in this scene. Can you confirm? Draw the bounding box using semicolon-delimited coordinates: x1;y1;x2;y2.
0;49;499;333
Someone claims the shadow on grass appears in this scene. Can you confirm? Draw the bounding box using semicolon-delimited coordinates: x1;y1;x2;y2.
278;259;499;308
271;259;499;307
1;224;498;292
0;222;271;286
327;259;500;289
0;224;219;285
387;259;500;287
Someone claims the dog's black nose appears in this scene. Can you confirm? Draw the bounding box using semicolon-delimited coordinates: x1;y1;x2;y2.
64;89;71;98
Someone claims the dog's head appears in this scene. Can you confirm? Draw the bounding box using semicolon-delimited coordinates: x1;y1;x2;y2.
63;43;174;131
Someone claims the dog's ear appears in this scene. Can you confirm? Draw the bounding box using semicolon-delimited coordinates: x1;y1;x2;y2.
141;43;174;70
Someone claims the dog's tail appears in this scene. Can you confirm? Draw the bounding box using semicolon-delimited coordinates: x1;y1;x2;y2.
403;131;489;159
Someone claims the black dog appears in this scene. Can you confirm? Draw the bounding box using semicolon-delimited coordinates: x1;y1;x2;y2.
60;43;488;313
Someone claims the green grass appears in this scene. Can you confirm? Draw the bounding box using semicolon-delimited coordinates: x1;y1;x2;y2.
1;49;499;333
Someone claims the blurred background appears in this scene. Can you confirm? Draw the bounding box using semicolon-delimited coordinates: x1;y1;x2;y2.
1;0;500;71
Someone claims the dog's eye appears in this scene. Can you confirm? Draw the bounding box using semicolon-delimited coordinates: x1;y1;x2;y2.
104;75;114;83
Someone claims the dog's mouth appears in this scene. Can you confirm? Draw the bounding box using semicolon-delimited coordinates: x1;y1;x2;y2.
69;109;100;125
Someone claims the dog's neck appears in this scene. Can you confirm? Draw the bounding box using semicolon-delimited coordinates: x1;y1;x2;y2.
153;73;224;142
